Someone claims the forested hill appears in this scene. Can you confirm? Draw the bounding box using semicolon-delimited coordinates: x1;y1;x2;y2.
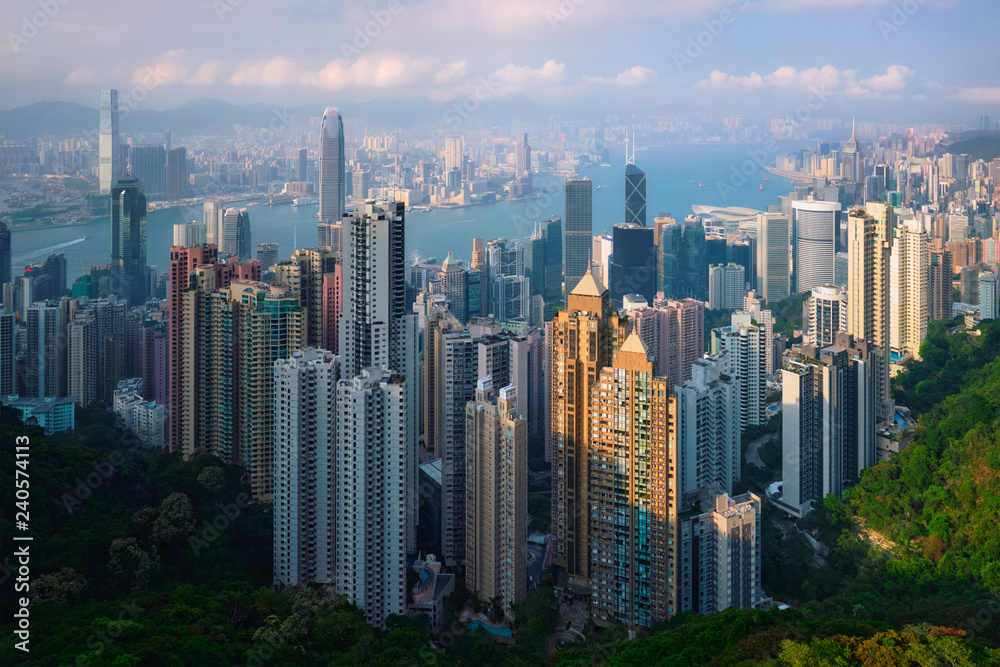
849;320;1000;587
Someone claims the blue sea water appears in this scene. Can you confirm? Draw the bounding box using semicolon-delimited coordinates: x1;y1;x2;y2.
11;143;805;286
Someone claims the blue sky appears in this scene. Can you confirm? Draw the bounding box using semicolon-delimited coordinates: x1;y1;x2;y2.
1;0;998;123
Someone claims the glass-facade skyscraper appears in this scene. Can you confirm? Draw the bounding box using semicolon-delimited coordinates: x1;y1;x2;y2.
99;89;121;195
564;178;592;294
111;173;148;307
624;163;647;227
609;223;656;305
319;107;345;225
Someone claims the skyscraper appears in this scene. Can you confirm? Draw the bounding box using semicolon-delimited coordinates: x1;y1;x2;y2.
756;213;790;302
297;147;308;182
540;215;563;303
221;207;251;260
781;333;875;517
465;378;527;618
564;178;593;296
110;173;148;307
0;310;13;396
335;368;408;627
167;244;260;453
339;200;419;549
485;238;528;323
98;89;121;195
128;144;167;201
980;271;999;320
68;311;98;406
675;356;741;495
659;222;686;297
631;297;704;387
319;108;345;225
439;252;469;324
708;263;746;310
721;313;767;428
791;200;841;294
928;239;954;321
203;202;222;245
890;220;929;359
0;221;11;298
806;284;848;348
165;147;187;199
203;280;303;499
273;348;341;588
444;136;463;177
624;163;647;227
588;333;680;628
684;215;708;300
25;302;63;398
550;271;627;590
514;133;531;178
256;243;278;272
609;223;656;305
846;202;893;422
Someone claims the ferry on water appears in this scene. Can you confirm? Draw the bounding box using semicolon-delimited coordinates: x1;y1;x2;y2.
292;197;318;206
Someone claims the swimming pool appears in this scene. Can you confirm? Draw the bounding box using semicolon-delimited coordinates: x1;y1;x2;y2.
469;619;513;638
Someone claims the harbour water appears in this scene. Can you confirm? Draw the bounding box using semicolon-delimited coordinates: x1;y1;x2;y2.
10;143;802;286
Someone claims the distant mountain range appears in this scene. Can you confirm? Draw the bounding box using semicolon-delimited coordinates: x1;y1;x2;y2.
930;133;1000;162
0;95;556;139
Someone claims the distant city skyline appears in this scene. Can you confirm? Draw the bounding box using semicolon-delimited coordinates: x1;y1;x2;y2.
1;0;998;121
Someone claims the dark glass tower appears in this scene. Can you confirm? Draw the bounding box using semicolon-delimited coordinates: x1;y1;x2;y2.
540;215;563;303
0;221;11;300
624;163;647;227
659;223;686;298
609;224;656;305
564;178;592;294
111;173;148;307
684;217;707;300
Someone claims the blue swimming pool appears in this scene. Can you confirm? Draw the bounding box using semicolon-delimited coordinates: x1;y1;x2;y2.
469;619;513;638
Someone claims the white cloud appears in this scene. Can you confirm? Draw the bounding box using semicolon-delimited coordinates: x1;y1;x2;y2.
187;60;224;87
860;65;914;93
696;70;765;89
953;87;1000;104
299;54;439;90
490;59;565;87
696;64;918;99
586;66;658;87
230;56;299;87
131;50;189;86
434;60;468;85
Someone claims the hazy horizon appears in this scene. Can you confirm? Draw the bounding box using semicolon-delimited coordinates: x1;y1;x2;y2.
2;0;998;124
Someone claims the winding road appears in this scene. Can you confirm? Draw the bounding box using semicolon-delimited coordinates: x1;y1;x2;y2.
746;433;777;468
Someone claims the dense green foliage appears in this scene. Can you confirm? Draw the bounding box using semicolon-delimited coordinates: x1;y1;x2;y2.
893;319;1000;414
557;608;1000;666
852;321;1000;588
772;291;810;341
3;322;999;666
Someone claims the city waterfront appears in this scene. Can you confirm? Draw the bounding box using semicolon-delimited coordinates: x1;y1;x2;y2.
10;143;800;286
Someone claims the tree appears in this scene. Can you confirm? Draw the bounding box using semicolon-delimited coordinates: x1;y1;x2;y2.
108;538;160;591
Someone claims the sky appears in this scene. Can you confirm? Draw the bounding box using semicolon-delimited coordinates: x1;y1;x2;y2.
1;0;998;123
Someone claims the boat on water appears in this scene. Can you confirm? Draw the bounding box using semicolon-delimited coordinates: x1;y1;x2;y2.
759;184;764;191
247;202;261;206
698;181;705;187
292;197;318;206
595;185;602;190
764;177;770;181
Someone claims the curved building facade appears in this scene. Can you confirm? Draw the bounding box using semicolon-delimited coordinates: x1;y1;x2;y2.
792;200;841;294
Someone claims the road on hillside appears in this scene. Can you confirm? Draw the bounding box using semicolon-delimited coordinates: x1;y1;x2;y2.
746;433;777;468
